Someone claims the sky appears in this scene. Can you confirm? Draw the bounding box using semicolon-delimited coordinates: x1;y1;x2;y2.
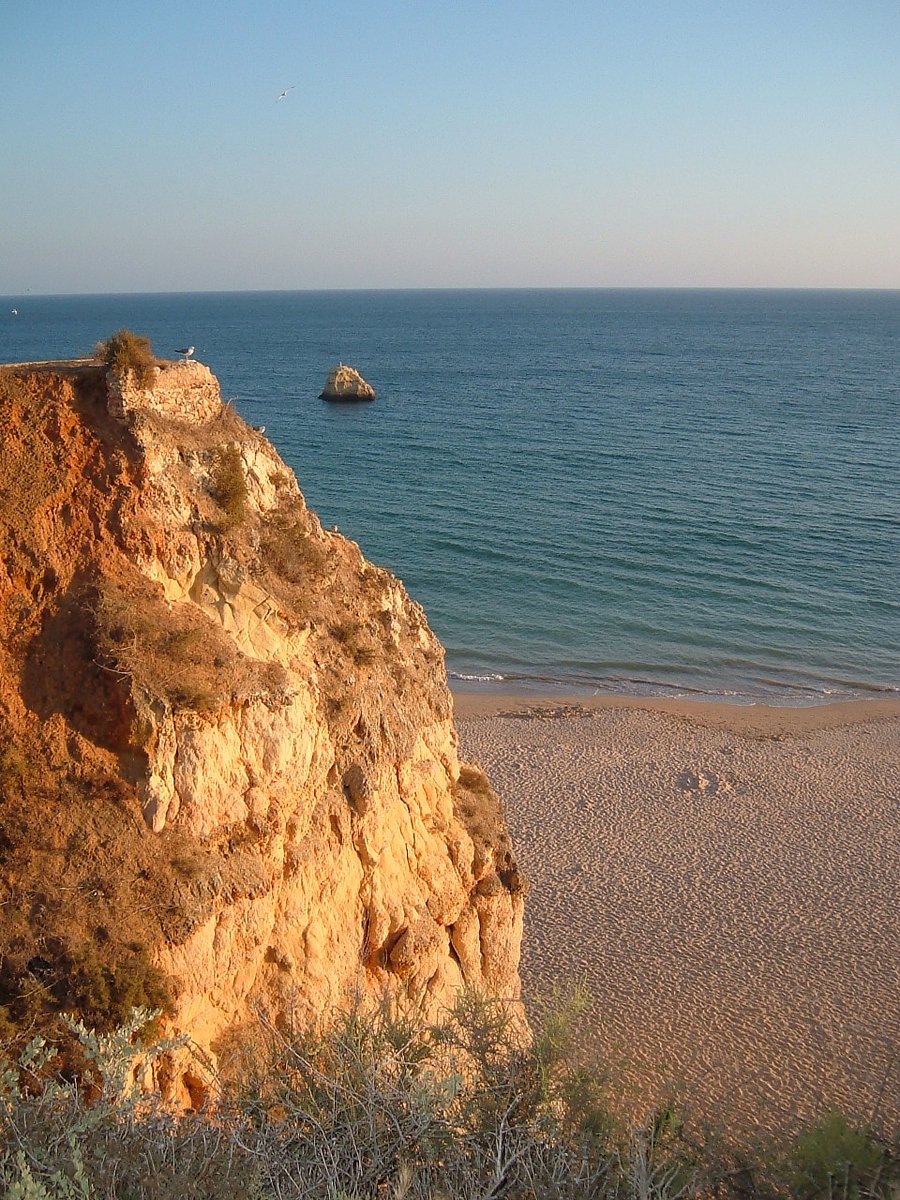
2;0;899;293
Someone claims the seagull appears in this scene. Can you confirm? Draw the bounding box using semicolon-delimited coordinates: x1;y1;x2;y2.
277;85;295;102
177;345;195;360
10;309;17;316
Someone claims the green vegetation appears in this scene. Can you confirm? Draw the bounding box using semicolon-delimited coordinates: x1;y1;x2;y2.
0;999;894;1200
791;1110;888;1199
0;944;173;1041
209;443;248;527
95;329;158;388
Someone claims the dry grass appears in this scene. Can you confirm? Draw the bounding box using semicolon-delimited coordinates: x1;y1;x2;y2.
0;997;896;1200
94;575;286;714
95;329;158;389
453;762;525;892
259;505;329;586
136;399;251;452
0;733;186;1051
330;619;380;667
208;443;248;527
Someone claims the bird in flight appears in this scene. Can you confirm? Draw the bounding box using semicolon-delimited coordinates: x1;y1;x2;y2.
277;85;295;102
177;345;195;360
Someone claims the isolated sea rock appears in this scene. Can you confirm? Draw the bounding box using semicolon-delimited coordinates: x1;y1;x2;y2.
320;362;376;401
0;355;524;1104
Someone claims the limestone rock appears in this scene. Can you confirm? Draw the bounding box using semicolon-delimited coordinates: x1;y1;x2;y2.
320;363;376;402
0;355;525;1106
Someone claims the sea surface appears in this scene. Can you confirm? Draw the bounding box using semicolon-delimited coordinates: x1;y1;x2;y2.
2;289;898;704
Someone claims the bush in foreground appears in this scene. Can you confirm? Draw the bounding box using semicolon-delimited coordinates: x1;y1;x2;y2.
0;999;895;1200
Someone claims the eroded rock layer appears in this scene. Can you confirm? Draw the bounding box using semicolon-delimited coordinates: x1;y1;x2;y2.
0;359;524;1098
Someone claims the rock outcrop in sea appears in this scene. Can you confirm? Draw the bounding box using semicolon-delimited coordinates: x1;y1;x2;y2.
320;363;376;401
0;355;524;1103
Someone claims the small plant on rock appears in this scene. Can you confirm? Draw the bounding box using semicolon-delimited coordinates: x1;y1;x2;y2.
209;444;248;527
95;329;158;389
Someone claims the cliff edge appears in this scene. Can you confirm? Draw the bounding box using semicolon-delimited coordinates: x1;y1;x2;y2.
0;357;525;1101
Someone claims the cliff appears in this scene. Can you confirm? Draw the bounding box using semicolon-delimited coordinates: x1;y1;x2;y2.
0;357;524;1102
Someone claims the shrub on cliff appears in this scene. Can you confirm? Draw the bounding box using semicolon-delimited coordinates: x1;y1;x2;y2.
209;443;248;527
95;328;158;388
0;943;174;1038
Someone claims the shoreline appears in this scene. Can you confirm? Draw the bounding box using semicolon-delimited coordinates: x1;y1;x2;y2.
453;688;900;1136
452;687;900;735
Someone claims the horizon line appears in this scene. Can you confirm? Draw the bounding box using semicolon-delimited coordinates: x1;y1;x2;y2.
3;284;900;300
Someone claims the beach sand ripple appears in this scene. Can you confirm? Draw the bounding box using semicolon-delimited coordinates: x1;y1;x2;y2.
455;696;900;1139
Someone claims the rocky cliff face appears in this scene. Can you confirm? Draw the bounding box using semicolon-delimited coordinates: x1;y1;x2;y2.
0;358;524;1101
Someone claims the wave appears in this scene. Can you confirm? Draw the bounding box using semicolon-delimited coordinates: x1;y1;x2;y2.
449;671;507;683
446;661;900;706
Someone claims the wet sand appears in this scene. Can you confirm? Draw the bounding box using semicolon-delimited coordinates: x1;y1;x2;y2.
454;692;900;1139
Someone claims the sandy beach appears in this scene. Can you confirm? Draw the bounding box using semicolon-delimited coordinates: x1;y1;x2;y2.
454;691;900;1140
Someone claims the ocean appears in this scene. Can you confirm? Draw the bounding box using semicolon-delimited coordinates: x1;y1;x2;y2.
2;288;898;703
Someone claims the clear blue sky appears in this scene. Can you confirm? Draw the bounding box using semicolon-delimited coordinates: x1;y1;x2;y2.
3;0;898;293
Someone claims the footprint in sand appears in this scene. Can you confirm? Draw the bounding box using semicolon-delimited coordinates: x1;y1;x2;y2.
676;767;737;795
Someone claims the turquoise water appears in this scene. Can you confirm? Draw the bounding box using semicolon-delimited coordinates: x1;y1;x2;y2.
2;289;898;702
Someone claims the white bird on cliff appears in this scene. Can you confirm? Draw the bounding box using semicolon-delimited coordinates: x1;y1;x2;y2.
277;85;295;102
177;345;195;360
